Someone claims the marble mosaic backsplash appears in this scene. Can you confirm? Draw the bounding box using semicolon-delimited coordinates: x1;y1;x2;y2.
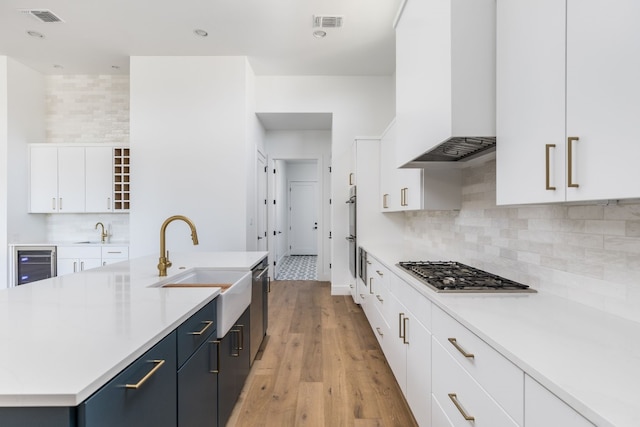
404;160;640;323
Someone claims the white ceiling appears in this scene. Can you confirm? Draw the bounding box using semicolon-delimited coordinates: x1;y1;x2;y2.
0;0;403;76
256;112;332;130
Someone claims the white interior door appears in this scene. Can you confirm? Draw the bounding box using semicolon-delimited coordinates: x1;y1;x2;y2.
257;152;268;251
289;181;317;255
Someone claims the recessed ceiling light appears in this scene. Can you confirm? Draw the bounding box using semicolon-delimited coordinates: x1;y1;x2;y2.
26;30;45;39
313;30;327;38
194;29;208;37
111;65;120;70
53;64;63;69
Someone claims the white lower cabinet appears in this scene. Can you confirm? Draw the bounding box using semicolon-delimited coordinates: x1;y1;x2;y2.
101;246;129;266
57;246;102;276
432;394;455;427
367;256;431;427
432;338;519;427
57;245;129;276
524;375;594;427
432;306;524;425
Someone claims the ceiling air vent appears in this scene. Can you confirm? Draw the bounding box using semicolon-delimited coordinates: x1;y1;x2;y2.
20;9;64;23
313;15;344;28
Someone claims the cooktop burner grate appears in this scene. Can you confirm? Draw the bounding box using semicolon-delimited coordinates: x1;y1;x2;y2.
397;261;535;293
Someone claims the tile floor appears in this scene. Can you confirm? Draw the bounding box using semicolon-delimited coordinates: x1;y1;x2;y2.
275;255;317;280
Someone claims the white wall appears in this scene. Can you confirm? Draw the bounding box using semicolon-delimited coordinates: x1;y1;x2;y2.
256;76;395;294
0;58;48;287
129;56;255;258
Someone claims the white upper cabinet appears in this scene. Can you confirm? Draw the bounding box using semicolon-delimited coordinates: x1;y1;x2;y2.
395;0;496;168
381;119;462;212
85;146;114;212
497;0;640;204
30;145;85;213
30;144;128;213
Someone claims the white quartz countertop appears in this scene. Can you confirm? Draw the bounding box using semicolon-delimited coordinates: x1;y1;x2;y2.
363;244;640;427
0;251;267;407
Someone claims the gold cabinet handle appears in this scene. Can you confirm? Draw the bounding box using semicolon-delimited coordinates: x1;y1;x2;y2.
567;136;580;188
402;316;409;344
52;198;56;210
237;324;245;350
188;320;213;336
231;328;241;357
369;277;374;294
376;327;384;337
366;260;371;265
403;188;408;206
107;197;111;210
125;359;165;389
448;338;474;358
209;340;220;373
360;294;366;299
383;193;389;209
448;393;475;421
400;188;405;206
545;144;556;190
399;313;405;339
376;295;384;303
349;172;355;185
376;270;383;277
349;284;354;289
59;198;63;210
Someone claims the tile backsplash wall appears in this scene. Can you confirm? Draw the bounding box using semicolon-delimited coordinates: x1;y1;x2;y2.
405;160;640;323
46;214;130;244
45;75;129;144
43;75;130;242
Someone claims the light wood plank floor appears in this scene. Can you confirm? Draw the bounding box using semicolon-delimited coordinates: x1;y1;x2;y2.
226;280;418;427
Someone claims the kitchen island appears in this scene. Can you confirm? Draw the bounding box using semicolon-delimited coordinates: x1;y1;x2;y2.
0;251;267;425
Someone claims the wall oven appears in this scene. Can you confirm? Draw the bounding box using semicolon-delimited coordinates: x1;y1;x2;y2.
13;246;57;286
345;186;357;278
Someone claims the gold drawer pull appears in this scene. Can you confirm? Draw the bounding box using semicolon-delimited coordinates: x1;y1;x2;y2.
376;327;384;337
448;393;475;421
399;313;405;339
545;144;556;190
360;294;366;299
376;270;383;277
209;340;220;373
376;295;384;303
189;320;213;336
403;316;409;344
369;277;374;294
448;338;474;358
125;359;165;389
383;193;389;208
567;136;579;188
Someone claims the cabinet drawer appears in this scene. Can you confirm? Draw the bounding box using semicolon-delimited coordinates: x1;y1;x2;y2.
525;374;594;427
101;246;129;259
369;301;389;349
389;273;432;330
177;299;217;367
78;331;177;427
432;338;519;427
432;306;523;425
432;394;455;427
57;245;101;259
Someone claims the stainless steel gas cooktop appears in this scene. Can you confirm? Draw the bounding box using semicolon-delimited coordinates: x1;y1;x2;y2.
397;261;536;293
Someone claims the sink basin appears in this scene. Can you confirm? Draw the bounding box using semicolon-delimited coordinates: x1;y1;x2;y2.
154;269;252;338
74;241;102;244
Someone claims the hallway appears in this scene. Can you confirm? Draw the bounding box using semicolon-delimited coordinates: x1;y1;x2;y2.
227;280;417;427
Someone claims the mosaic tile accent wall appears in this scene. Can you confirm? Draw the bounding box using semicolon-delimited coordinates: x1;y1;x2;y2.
405;160;640;323
45;75;129;144
42;75;130;241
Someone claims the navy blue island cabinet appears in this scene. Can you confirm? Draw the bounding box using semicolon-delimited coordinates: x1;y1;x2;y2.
217;307;251;427
0;298;223;427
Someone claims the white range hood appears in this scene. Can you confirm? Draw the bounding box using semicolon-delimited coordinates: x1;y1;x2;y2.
395;0;496;169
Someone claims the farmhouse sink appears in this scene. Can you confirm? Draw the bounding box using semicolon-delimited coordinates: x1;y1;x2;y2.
154;269;252;338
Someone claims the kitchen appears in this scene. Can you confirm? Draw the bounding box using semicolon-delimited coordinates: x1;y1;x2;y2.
1;0;640;426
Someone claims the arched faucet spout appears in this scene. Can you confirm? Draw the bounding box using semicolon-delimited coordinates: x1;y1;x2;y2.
158;215;199;276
